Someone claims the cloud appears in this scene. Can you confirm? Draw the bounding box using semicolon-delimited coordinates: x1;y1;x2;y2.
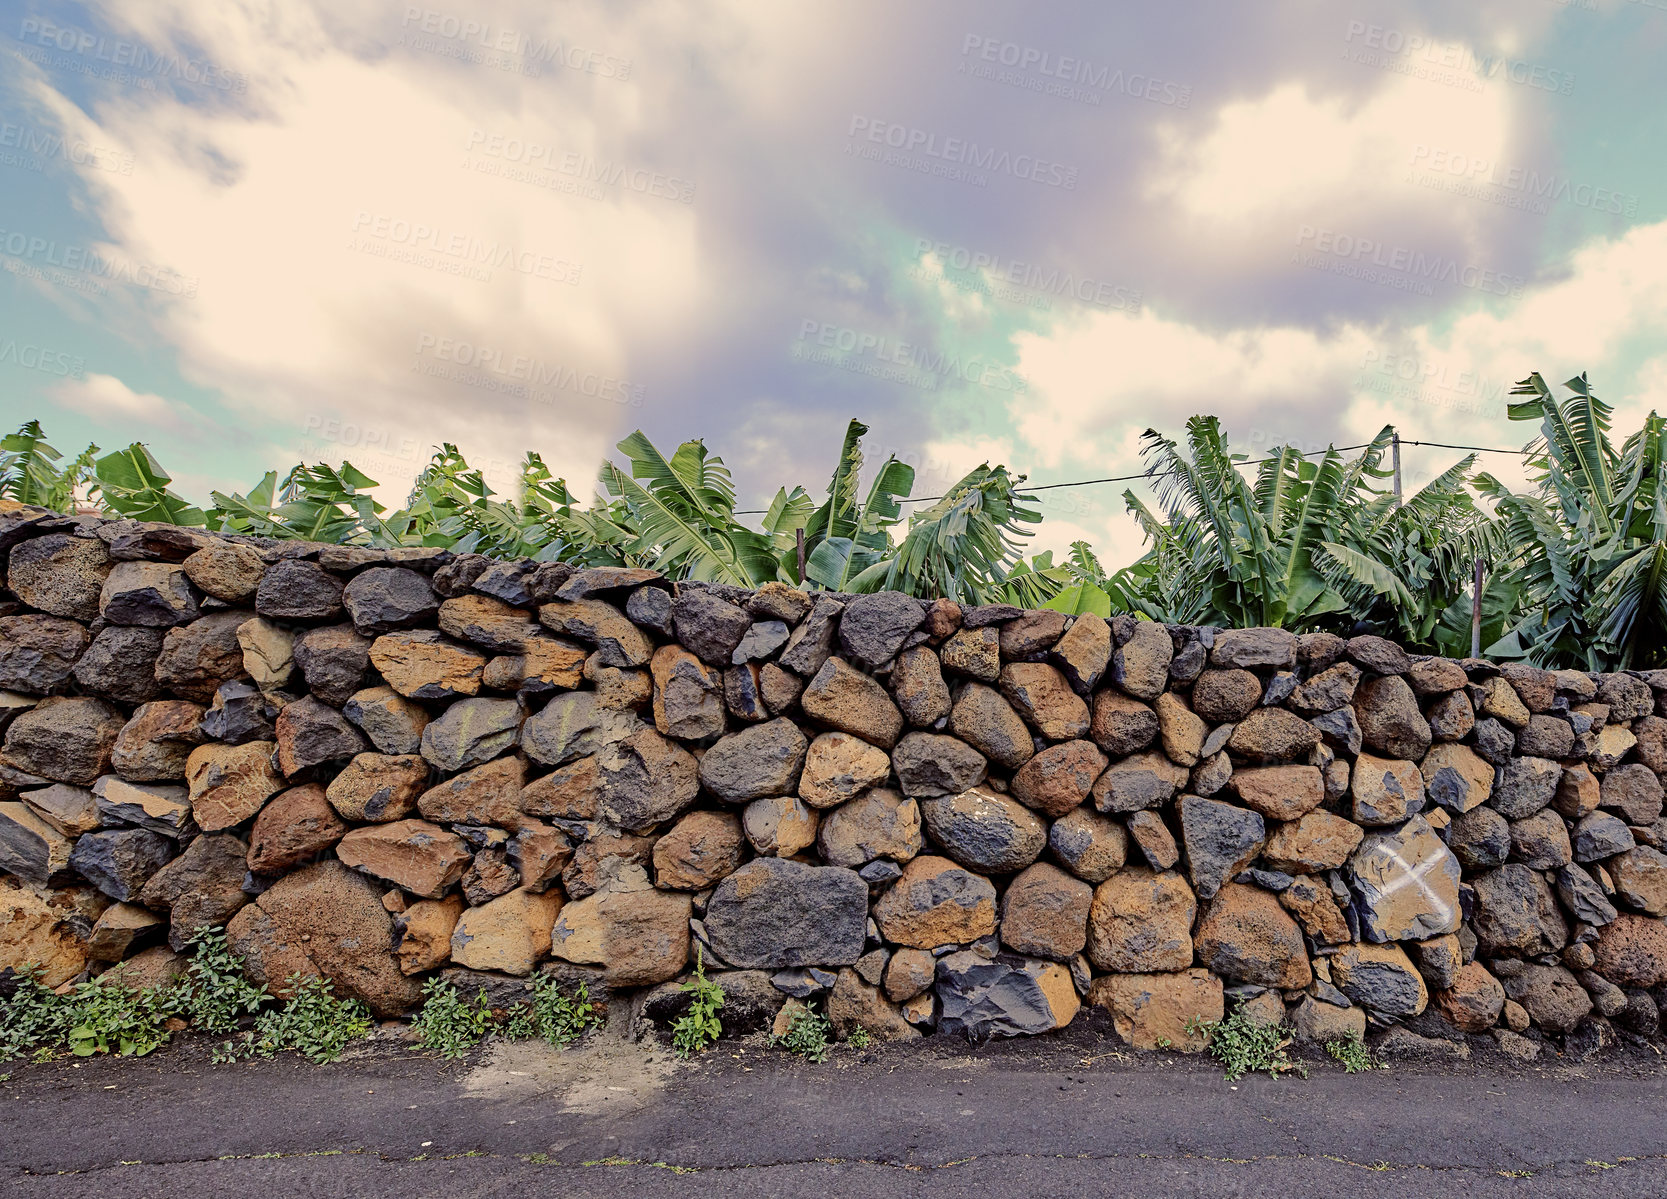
51;372;193;430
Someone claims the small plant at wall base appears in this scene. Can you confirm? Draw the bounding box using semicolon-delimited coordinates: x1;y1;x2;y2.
670;949;724;1059
1188;1010;1305;1082
1326;1035;1377;1074
504;976;604;1048
411;978;495;1060
774;1004;833;1063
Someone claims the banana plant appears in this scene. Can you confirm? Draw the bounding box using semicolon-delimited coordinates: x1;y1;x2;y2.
848;463;1050;605
1479;373;1667;668
0;421;97;511
600;431;781;586
1114;418;1486;642
92;444;206;526
798;419;914;590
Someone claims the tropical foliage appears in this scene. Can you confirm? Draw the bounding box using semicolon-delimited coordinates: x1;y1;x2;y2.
8;372;1667;669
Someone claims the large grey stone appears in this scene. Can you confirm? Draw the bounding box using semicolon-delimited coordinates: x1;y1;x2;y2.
703;858;868;968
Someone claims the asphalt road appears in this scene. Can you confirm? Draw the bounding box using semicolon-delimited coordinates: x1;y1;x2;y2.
6;1016;1667;1198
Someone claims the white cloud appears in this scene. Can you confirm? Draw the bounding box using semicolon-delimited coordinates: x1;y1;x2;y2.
51;372;192;429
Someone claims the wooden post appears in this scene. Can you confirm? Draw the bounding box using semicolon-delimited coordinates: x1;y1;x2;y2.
795;527;806;586
1471;559;1484;659
1391;431;1403;503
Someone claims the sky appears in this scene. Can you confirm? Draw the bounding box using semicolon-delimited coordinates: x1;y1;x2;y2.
2;0;1665;570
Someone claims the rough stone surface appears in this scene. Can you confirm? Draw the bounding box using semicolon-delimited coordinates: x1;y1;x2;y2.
935;951;1079;1040
704;858;868;967
1177;795;1266;900
1086;867;1195;973
1193;883;1312;989
1086;969;1222;1052
919;785;1047;874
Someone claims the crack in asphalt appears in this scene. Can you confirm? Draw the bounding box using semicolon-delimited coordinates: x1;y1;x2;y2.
12;1147;1667;1179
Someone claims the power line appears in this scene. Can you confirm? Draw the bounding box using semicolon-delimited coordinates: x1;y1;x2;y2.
733;436;1532;514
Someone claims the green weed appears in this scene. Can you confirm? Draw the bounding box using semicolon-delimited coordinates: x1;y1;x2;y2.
504;976;604;1048
1325;1034;1377;1074
670;949;724;1058
774;1004;832;1063
411;978;494;1059
1188;1008;1305;1082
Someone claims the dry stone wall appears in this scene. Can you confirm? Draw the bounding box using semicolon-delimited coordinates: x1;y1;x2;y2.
5;504;1667;1053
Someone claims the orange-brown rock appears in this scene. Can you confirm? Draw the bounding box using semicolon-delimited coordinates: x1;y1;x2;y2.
1086;867;1196;973
185;741;284;832
1229;764;1323;821
1193;882;1312;989
872;855;997;949
1087;968;1223;1052
336;819;471;898
325;753;429;822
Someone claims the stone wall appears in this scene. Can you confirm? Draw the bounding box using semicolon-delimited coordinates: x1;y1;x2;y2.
4;503;1667;1053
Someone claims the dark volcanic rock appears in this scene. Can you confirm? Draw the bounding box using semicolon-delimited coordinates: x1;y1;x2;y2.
704;858;869;968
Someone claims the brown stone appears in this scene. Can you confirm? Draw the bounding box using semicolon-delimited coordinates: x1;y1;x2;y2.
562;830;658;900
185;741;283;831
1592;913;1667;987
392;894;465;974
0;802;75;886
325;753;429;822
1420;743;1494;814
8;532;112;619
1278;875;1351;943
1009;739;1106;818
437;594;540;653
155;610;250;703
368;630;485;700
138;832;251;948
336;819;471;898
447;886;563;975
1351;753;1426;826
274;695;369;776
1330;941;1428;1017
519;757;598;821
800;657;905;749
817;786;924;868
0;877;88;987
1354;674;1433;759
883;947;937;1001
182;541;265;601
1086;867;1196;973
1047;806;1129;882
461;848;523;905
872;855;996;949
1110;619;1172;702
342;686;430;755
1262;810;1363;873
1000;862;1092;961
236;617;294;689
2;696;123;785
1091;751;1189;813
1478;677;1530;727
1152;692;1206;768
1229;764;1323;821
1425;691;1475;741
800;731;892;808
1089;691;1159;756
891;646;952;728
1434;961;1505;1032
0;613;90;694
539;598;653;667
940;625;1001;682
1288;661;1362;714
1049;612;1111;694
1554;763;1602;820
742;794;818;857
108;701;203;783
999;662;1090;742
946;682;1035;769
87;902;164;962
247;783;347;874
549;874;689;985
653;810;745;890
226;859;422;1016
1193;883;1312;989
649;644;725;740
1125;809;1180;870
1226;708;1321;763
1087;969;1222;1052
417;755;527;830
828;966;920;1042
1191;669;1262;723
